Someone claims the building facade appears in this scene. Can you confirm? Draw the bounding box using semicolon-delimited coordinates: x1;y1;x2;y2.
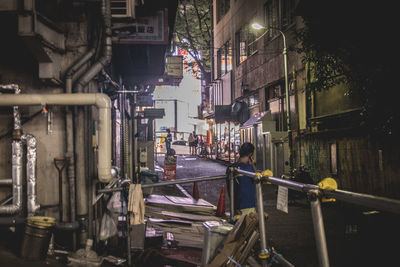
209;0;400;198
0;0;179;250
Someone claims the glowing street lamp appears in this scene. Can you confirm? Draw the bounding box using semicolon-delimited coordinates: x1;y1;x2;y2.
251;22;293;172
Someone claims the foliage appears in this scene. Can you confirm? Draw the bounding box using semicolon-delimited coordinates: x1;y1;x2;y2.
174;0;212;82
296;0;399;139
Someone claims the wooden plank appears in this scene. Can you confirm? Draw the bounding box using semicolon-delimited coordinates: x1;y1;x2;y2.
207;213;259;267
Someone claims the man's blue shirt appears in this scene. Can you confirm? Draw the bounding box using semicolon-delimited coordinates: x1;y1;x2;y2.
226;162;255;210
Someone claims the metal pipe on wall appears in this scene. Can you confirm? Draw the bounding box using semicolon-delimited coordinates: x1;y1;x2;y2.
0;140;23;214
21;134;40;216
0;93;112;183
73;0;112;245
65;44;96;252
0;84;22;215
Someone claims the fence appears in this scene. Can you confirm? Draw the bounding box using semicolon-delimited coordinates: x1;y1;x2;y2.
98;169;400;267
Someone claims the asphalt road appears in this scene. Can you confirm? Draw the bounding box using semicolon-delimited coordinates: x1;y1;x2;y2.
154;154;229;206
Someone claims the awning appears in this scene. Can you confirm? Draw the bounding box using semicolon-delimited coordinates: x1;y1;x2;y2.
240;111;268;128
214;105;232;123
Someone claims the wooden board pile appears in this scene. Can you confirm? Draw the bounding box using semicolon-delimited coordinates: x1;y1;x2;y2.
144;195;225;249
206;212;262;267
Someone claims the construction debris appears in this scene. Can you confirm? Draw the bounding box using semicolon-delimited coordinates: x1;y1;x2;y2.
206;212;260;267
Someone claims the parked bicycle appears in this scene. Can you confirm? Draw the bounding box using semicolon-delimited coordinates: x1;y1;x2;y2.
196;140;208;158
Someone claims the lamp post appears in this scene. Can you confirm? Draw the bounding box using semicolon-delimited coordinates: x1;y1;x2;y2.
251;23;293;173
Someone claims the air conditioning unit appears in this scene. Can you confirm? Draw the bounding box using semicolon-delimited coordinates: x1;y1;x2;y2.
111;0;135;18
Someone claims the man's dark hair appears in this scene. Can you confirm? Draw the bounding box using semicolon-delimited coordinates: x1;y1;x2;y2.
167;129;170;133
239;142;254;157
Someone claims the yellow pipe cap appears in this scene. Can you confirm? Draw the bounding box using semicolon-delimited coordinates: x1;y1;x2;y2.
318;177;338;202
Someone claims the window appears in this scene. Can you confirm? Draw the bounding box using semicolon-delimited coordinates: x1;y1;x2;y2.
264;0;279;42
235;25;257;65
216;49;222;78
217;0;230;22
266;83;282;101
264;0;296;43
248;93;259;107
219;40;232;75
282;0;295;29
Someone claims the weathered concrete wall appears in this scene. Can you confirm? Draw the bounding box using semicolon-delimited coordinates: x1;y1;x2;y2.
0;19;91;218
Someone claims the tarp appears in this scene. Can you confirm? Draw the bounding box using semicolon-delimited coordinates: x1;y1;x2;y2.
240;111;268;128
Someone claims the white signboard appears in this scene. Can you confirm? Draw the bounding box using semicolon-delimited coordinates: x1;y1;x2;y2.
276;186;288;213
111;9;168;44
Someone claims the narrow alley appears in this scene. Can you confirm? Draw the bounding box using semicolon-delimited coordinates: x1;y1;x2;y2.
1;0;400;267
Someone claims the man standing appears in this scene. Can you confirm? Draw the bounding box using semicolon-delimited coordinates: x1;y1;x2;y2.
226;142;256;216
165;129;172;154
193;131;199;154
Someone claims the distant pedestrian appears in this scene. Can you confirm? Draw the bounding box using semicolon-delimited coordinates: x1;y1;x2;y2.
188;133;195;155
193;131;199;153
165;129;172;155
226;142;256;217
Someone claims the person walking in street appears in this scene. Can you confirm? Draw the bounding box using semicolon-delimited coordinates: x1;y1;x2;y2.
226;142;256;217
165;129;172;155
188;133;195;155
193;131;199;155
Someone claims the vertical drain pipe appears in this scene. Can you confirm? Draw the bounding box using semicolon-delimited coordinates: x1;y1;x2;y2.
73;0;112;247
119;91;125;177
65;48;96;251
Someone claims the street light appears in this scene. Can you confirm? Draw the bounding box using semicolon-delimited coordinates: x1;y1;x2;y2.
251;22;293;173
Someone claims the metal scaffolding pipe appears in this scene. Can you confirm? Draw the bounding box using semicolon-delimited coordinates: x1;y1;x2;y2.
97;175;228;194
0;93;112;183
255;180;268;257
229;169;235;221
237;168;400;215
21;134;40;216
309;192;330;267
324;189;400;214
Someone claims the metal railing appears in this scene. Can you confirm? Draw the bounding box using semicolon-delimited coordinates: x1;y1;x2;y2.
97;169;400;267
233;168;400;267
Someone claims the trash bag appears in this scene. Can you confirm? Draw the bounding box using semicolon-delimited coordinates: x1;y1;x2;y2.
99;212;117;241
106;191;127;214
